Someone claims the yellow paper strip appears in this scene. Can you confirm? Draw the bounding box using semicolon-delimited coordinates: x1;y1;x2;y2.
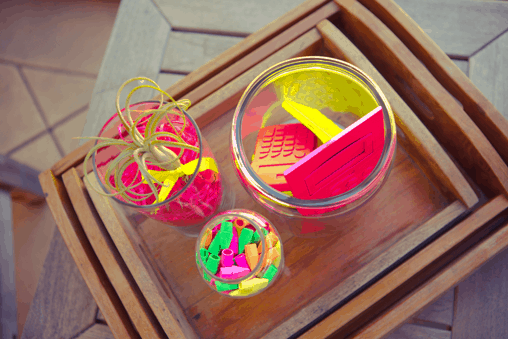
282;99;343;143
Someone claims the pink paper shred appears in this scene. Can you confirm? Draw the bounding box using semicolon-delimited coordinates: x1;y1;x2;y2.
99;113;223;227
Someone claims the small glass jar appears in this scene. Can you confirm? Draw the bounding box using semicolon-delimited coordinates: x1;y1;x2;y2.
196;209;284;298
92;101;234;236
231;57;396;235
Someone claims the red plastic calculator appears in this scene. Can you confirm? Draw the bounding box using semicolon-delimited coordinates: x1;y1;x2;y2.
251;123;317;191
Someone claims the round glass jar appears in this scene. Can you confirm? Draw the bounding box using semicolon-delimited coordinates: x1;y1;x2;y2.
92;101;233;236
195;209;284;298
231;57;396;233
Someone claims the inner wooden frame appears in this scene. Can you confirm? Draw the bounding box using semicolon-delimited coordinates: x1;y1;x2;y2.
38;0;508;338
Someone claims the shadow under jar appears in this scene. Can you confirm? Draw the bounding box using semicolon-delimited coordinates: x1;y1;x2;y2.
231;57;397;237
93;101;233;237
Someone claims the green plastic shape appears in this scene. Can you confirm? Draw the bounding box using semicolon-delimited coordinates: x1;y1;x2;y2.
220;221;234;249
215;281;239;292
262;264;278;282
252;229;261;243
200;248;209;265
206;254;220;274
208;232;221;256
238;228;254;254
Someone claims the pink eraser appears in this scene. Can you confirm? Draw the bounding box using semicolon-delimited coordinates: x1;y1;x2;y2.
233;253;250;268
220;266;251;280
210;278;216;287
284;106;385;215
221;248;235;267
229;228;239;255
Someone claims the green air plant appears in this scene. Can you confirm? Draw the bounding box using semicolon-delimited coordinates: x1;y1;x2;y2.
78;77;200;206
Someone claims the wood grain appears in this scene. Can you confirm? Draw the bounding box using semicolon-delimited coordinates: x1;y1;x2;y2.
84;175;197;339
301;195;508;339
0;154;43;197
38;170;139;339
452;59;468;77
415;289;454;327
187;28;323;127
0;189;17;339
163;0;331;100
21;228;98;339
386;323;451;339
76;323;115;339
263;201;465;339
452;243;508;338
359;0;508;176
178;2;338;108
334;0;508;198
161;32;242;74
316;19;478;208
351;205;508;339
51;140;94;177
469;31;508;122
79;0;170;145
392;0;508;58
62;168;166;339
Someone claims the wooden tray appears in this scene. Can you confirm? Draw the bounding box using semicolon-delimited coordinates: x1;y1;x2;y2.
39;0;508;338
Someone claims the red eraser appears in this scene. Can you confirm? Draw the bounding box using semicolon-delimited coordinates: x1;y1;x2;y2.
251;123;316;191
284;106;385;215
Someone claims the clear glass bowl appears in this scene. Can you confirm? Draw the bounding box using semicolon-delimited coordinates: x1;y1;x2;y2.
195;209;284;298
231;57;396;233
92;101;234;236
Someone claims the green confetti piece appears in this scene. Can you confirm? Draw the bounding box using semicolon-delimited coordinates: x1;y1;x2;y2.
220;221;233;249
251;229;261;243
215;281;239;292
205;254;220;274
199;248;209;265
204;272;211;282
208;232;221;256
262;264;278;282
238;228;254;254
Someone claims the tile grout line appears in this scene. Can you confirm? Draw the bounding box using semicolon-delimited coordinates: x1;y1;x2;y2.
171;26;250;38
149;0;172;27
14;66;70;158
469;26;508;59
6;104;89;157
159;69;190;75
409;318;452;332
0;58;97;79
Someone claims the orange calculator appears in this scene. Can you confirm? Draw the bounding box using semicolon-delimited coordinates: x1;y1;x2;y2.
251;123;317;191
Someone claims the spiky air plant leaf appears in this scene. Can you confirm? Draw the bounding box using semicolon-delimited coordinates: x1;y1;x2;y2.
77;77;200;205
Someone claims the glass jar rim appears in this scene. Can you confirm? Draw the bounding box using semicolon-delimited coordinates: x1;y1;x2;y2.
196;209;277;285
231;56;397;213
92;100;204;209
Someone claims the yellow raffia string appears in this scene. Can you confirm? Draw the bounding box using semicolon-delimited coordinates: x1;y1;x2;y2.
76;76;201;205
141;157;218;204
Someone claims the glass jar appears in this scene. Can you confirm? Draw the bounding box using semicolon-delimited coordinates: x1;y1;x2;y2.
92;101;234;236
195;209;284;298
231;57;396;236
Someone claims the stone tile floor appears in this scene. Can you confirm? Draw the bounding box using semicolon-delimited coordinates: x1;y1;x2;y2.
1;0;507;337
